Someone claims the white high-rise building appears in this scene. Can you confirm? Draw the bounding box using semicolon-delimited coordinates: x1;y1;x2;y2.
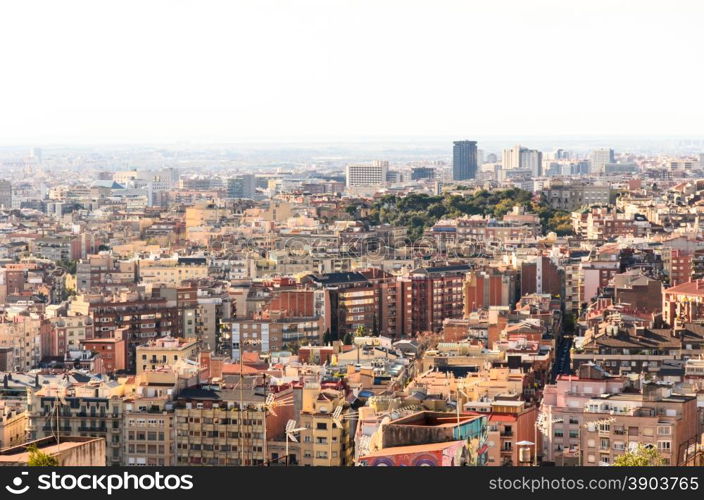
345;161;388;188
502;145;542;177
590;148;615;175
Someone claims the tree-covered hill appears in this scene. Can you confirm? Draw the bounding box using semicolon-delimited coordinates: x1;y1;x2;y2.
348;188;573;240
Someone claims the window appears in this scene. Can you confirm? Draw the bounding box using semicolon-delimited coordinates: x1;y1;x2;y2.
658;441;671;451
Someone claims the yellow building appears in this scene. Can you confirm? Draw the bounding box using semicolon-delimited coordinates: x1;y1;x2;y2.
135;337;199;375
185;202;223;229
0;403;27;449
298;384;355;466
139;258;209;286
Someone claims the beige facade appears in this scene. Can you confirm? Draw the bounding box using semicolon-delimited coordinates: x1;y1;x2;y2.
175;406;267;466
27;384;125;466
139;261;208;286
298;384;355;466
135;337;199;375
0;403;26;449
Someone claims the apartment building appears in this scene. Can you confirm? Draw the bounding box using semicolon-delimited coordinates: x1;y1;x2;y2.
398;265;469;335
546;181;611;211
230;315;323;360
27;382;125;466
0;402;27;449
70;291;180;372
345;161;388;189
81;337;127;373
0;316;43;371
174;384;293;466
298;384;355;466
45;315;95;358
122;370;179;466
663;280;704;325
139;257;209;286
580;384;697;466
306;271;380;341
540;364;629;465
75;255;137;292
463;268;518;314
135;337;198;375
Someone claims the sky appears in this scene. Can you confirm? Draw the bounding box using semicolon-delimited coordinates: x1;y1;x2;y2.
1;0;704;144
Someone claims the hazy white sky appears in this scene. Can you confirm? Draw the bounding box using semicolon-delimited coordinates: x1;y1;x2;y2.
1;0;703;144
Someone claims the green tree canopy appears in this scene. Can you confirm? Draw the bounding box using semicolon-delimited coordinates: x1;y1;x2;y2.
613;444;665;466
353;189;573;240
27;445;59;466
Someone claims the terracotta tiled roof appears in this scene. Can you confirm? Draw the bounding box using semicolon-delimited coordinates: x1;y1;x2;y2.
665;280;704;296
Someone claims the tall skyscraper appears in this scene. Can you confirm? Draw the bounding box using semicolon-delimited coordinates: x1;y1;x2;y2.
0;180;11;209
452;140;478;181
590;148;615;175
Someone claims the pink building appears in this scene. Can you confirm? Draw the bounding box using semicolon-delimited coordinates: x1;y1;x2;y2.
539;364;626;465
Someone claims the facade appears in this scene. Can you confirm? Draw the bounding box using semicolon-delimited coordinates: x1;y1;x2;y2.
502;145;542;177
135;337;198;375
82;337;127;373
231;316;323;360
345;161;388;188
227;174;257;199
546;182;611;211
463;269;518;314
520;256;562;298
298;384;355;466
0;180;12;210
0;403;27;449
398;265;469;334
27;384;124;466
590;148;615;175
452;141;478;181
663;280;704;325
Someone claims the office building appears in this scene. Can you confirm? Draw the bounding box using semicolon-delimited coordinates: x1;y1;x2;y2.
411;167;436;181
227;174;257;199
452;140;478;181
502;145;542;177
0;180;11;209
591;148;615;175
345;161;388;188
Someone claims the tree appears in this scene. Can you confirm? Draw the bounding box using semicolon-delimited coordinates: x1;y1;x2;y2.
354;325;368;337
613;444;665;466
27;445;59;466
58;259;77;275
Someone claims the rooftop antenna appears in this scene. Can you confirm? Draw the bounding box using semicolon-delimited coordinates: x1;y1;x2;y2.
284;419;305;466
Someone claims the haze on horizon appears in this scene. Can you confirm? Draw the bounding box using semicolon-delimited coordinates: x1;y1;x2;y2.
2;0;703;145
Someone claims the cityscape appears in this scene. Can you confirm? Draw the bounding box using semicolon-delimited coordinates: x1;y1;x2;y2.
0;139;703;467
2;0;704;474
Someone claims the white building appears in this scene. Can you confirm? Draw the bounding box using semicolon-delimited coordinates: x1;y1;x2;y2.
345;161;388;188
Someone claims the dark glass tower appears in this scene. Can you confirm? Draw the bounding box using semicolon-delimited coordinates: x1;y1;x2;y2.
452;140;478;181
